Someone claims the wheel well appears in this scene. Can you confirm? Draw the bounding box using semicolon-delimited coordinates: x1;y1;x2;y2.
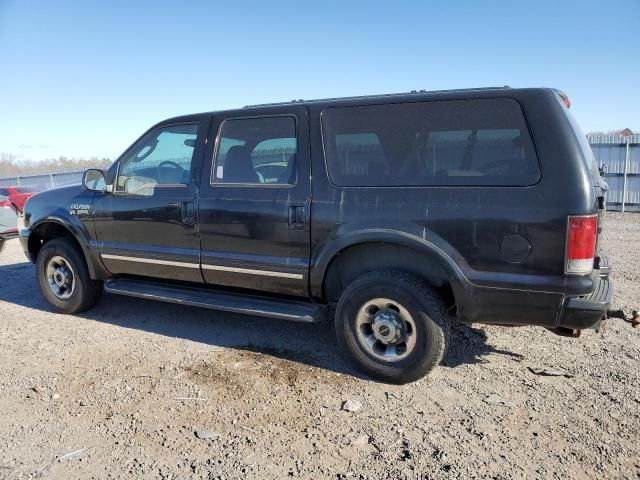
28;222;82;261
322;242;456;311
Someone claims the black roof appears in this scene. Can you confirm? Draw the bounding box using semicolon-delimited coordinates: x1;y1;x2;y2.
242;86;512;109
162;86;558;125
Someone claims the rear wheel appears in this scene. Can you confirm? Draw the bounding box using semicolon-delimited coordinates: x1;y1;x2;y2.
335;270;449;384
36;238;103;313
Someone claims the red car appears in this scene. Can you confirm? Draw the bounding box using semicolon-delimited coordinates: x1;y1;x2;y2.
0;186;39;214
1;186;38;253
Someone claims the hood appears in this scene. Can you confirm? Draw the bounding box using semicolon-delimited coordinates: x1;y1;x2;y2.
26;184;83;206
24;184;92;228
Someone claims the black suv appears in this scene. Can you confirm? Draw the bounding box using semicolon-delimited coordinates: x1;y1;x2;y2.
20;87;612;383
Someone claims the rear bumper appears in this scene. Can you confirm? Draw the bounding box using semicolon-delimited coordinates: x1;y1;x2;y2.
557;273;613;329
456;266;613;330
0;229;19;240
0;229;18;255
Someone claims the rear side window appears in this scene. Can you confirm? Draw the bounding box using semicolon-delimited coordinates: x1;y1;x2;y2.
213;116;298;185
322;98;540;187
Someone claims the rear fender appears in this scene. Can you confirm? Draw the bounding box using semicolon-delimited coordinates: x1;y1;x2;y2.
310;228;473;304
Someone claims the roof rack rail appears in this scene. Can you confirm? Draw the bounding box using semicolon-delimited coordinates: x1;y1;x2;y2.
243;86;511;108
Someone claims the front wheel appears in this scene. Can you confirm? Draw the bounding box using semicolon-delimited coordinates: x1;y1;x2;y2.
335;270;449;384
36;238;103;314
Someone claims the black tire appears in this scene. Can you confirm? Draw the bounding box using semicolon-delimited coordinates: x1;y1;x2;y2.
36;238;103;314
335;270;449;384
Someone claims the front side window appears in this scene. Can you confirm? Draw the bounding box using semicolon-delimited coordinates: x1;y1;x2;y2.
116;124;198;195
322;99;540;187
213;116;297;185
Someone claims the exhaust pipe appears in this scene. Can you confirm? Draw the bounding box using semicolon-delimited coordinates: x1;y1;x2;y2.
545;327;581;338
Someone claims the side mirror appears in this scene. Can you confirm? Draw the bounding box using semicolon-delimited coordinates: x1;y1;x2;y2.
82;169;107;192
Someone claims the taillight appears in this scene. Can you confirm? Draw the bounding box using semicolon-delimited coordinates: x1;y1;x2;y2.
566;214;598;274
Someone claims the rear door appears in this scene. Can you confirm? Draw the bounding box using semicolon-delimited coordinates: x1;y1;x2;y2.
198;107;311;297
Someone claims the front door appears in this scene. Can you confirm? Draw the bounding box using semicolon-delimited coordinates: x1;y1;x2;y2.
198;108;311;297
93;120;208;283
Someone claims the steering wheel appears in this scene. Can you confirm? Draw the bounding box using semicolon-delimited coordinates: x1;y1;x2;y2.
254;163;286;182
157;160;184;183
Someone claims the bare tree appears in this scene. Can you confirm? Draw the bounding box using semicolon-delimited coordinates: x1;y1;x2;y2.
0;154;112;177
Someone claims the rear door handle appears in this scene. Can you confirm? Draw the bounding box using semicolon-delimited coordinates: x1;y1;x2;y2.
289;205;305;229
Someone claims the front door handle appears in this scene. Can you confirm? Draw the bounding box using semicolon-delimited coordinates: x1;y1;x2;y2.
289;205;305;229
169;201;195;225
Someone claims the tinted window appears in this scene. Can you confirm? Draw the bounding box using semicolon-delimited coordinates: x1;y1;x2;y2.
117;124;198;195
322;99;539;186
213;116;297;185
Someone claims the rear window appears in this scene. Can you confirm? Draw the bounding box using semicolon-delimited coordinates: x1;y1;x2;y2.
322;98;540;187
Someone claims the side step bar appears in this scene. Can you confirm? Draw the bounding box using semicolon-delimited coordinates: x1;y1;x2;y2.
104;278;327;323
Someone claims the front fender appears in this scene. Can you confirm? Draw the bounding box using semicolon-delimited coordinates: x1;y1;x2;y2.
30;215;92;250
25;215;109;280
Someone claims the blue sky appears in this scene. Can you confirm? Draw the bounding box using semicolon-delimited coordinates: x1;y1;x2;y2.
0;0;638;162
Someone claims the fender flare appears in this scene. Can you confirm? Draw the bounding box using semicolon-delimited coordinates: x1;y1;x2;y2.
28;216;107;280
309;228;472;300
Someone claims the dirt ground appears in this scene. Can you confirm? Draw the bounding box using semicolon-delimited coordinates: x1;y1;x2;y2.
0;213;638;480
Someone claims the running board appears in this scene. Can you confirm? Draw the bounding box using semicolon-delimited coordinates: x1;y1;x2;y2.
104;278;327;323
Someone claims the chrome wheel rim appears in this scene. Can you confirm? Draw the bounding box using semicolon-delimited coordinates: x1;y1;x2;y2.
46;255;75;300
355;298;417;362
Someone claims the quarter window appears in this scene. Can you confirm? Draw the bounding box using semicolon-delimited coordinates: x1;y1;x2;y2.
213;116;297;185
116;124;198;195
322;99;540;187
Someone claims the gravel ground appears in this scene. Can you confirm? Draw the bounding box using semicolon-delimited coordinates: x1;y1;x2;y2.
0;213;638;479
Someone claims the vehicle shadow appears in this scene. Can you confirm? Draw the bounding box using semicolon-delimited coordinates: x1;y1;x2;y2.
443;322;525;367
0;261;522;380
